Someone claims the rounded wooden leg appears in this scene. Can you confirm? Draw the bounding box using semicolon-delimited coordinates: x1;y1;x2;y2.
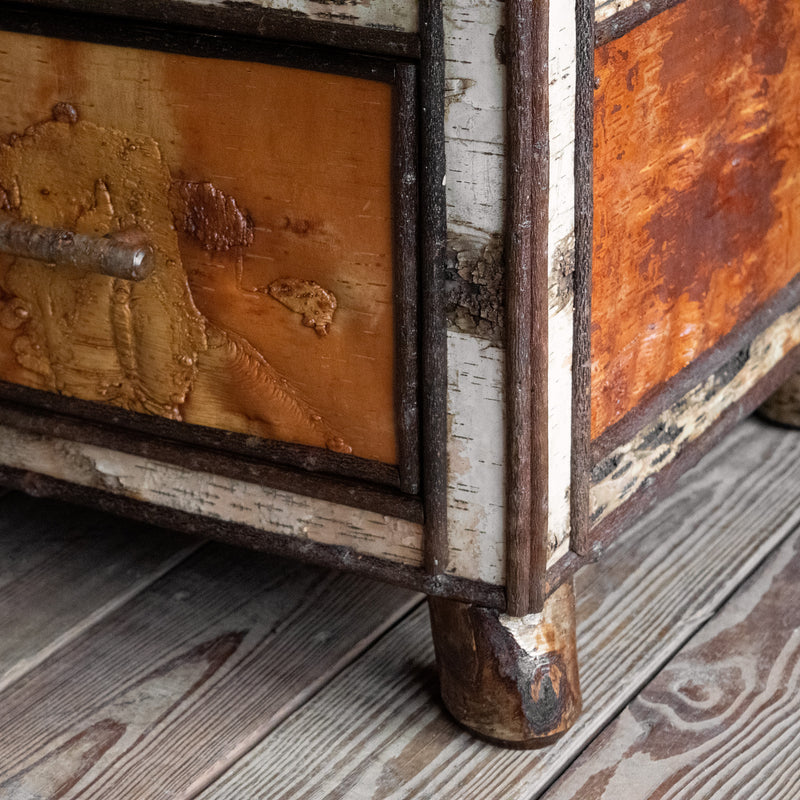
428;580;581;747
759;371;800;427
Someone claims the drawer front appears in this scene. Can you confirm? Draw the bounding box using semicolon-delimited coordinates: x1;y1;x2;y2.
592;0;800;442
0;24;417;483
586;0;800;536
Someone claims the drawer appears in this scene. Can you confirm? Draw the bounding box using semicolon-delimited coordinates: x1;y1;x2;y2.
0;14;421;495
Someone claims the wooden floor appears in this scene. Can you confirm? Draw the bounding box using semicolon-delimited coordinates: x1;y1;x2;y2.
2;415;800;799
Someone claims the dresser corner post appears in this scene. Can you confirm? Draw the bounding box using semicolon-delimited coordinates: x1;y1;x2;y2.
427;579;581;747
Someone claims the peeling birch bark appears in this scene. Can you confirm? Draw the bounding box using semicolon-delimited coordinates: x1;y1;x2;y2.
442;1;508;587
591;303;800;526
445;331;505;585
179;0;418;31
0;425;424;566
595;0;643;23
546;2;578;559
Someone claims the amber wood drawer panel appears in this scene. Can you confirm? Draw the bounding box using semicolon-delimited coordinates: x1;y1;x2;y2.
0;26;420;495
591;0;800;444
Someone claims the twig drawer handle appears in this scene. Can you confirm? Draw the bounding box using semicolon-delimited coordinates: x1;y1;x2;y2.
0;215;155;281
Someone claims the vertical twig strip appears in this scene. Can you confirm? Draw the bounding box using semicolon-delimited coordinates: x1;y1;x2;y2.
529;0;551;613
419;0;449;576
506;0;550;616
392;63;421;496
570;0;595;556
505;0;535;615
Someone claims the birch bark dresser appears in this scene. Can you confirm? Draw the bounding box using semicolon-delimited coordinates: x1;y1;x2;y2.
1;0;798;747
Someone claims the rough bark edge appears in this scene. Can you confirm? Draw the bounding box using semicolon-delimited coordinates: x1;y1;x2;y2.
419;0;449;577
595;0;688;46
0;464;508;608
570;0;594;556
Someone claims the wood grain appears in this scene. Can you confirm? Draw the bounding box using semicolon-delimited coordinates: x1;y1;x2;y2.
591;0;800;438
198;417;800;799
0;492;198;692
0;538;421;799
544;519;800;799
0;29;398;464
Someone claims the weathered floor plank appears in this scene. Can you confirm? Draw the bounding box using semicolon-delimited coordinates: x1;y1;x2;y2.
0;538;421;799
198;418;800;799
0;492;199;692
544;522;800;800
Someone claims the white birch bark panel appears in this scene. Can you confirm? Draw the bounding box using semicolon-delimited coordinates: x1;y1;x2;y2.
442;1;506;586
442;0;580;574
0;426;424;566
442;1;505;342
591;303;800;525
443;0;505;241
547;0;578;556
177;0;418;31
445;331;505;585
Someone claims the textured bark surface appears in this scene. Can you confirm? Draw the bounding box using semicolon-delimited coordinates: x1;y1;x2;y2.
444;0;578;583
429;581;581;745
592;0;800;439
445;332;506;584
0;30;397;464
595;0;645;22
0;424;425;566
181;0;418;31
0;115;206;425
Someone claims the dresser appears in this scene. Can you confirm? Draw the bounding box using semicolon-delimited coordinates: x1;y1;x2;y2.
1;0;797;746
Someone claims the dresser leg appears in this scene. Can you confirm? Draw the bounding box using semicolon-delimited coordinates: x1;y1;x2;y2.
759;371;800;427
428;579;581;746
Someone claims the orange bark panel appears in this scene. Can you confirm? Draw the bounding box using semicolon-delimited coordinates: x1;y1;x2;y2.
592;0;800;438
0;31;397;464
